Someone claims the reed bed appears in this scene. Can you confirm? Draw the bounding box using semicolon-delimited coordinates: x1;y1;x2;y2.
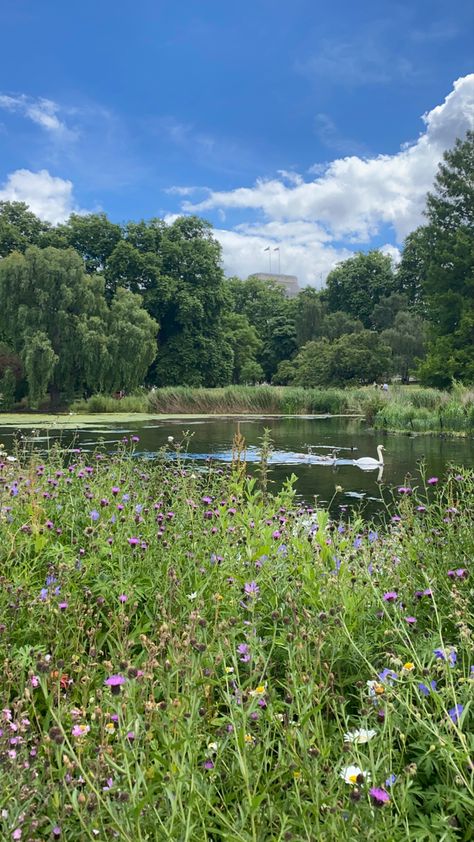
71;385;474;435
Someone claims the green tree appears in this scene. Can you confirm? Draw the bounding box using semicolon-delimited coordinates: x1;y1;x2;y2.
0;201;49;256
381;311;427;383
320;311;364;340
54;213;123;273
415;132;474;386
149;217;231;387
293;287;326;345
325;251;397;327
371;293;410;330
0;246;158;406
222;313;263;384
285;331;391;387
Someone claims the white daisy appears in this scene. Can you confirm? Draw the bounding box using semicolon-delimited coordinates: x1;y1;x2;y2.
340;765;370;785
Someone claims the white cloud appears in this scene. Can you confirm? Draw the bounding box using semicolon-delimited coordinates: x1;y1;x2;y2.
0;94;76;139
214;222;352;286
0;169;80;224
179;75;474;284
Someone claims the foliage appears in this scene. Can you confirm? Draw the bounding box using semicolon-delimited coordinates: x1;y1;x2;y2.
0;247;158;406
381;311;427;383
0;200;49;257
0;367;17;410
0;448;472;840
285;331;392;387
325;251;397;327
410;132;474;386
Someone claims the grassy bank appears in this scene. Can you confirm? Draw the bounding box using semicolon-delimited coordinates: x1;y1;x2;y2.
70;384;474;435
0;441;473;840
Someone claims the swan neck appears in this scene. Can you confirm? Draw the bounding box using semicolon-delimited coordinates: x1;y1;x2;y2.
377;445;384;463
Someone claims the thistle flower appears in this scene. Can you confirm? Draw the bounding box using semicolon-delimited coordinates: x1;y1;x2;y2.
369;787;390;805
104;674;126;695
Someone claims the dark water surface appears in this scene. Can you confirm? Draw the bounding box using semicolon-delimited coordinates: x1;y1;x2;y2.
1;415;473;518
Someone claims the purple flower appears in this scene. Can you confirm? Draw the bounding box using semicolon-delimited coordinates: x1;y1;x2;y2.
368;531;378;543
427;477;438;485
118;594;128;603
52;826;61;838
131;436;140;443
244;581;260;597
203;759;215;770
369;787;390;806
90;510;100;521
237;643;251;663
416;505;426;513
385;774;397;787
383;591;398;602
404;616;417;624
353;536;362;549
128;537;140;547
448;568;468;580
398;486;412;495
58;601;68;611
418;680;437;696
104;674;126;695
448;704;464;724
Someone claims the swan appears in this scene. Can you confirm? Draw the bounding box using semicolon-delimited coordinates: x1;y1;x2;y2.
318;448;339;465
352;445;385;469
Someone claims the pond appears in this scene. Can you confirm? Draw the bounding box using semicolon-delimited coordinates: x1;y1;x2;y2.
1;414;473;518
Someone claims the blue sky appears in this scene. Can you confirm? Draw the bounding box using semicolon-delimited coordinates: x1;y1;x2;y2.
0;0;473;285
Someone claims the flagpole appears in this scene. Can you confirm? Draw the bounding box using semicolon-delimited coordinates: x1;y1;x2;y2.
273;247;280;273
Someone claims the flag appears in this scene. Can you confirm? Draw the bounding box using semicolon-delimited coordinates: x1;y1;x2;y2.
273;247;279;251
263;246;270;252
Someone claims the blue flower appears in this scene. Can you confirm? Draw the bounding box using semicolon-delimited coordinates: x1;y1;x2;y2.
448;704;464;724
418;680;437;696
434;647;457;667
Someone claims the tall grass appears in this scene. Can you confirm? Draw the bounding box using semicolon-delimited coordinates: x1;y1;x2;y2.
0;443;472;839
71;384;474;435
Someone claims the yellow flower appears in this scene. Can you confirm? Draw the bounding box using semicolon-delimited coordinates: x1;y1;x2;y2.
224;667;234;674
249;684;266;697
402;662;415;672
244;733;255;745
214;593;223;602
105;722;115;734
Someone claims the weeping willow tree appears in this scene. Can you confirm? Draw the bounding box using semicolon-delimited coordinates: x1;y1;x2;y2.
0;246;158;407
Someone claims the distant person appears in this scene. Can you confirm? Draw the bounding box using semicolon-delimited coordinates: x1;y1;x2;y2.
382;383;389;392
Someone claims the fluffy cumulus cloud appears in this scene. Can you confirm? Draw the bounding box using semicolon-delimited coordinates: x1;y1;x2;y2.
0;169;79;224
182;75;474;285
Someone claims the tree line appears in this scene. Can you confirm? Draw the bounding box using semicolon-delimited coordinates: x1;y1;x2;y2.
0;131;472;408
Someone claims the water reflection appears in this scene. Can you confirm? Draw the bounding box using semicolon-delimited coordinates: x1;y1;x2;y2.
0;415;472;518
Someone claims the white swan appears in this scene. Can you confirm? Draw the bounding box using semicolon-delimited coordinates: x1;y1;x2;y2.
352;445;385;470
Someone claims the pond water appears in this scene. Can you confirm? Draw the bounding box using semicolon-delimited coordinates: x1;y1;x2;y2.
1;415;473;518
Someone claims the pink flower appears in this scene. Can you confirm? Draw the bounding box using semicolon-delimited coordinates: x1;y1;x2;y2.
71;724;90;738
383;591;398;602
427;477;438;485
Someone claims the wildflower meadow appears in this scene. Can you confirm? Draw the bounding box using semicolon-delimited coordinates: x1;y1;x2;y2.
0;437;472;841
